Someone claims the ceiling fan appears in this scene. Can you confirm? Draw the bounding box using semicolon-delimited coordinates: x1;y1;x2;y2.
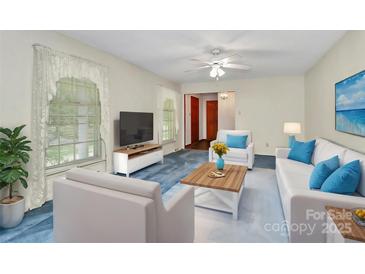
186;48;251;80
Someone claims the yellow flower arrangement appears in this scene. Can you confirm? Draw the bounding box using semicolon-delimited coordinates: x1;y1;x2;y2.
212;142;229;158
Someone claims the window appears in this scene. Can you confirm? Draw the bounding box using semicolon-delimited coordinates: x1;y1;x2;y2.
162;98;176;143
46;77;101;168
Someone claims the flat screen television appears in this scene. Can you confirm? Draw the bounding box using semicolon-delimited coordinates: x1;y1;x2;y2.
120;111;154;146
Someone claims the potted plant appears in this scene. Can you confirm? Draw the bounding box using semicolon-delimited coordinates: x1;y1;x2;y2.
212;142;229;170
0;125;31;228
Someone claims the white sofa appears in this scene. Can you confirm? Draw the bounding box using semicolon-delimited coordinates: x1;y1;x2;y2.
276;138;365;243
53;168;194;243
209;129;254;169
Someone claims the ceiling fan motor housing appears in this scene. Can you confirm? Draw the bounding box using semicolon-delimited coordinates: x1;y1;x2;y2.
211;48;221;56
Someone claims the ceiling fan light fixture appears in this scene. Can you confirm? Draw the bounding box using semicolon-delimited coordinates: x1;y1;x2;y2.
217;68;225;77
210;68;218;78
220;93;229;100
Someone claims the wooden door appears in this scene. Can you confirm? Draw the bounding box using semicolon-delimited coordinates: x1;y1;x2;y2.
206;100;218;140
190;96;199;144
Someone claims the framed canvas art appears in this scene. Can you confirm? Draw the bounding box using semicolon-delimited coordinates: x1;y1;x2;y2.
336;70;365;137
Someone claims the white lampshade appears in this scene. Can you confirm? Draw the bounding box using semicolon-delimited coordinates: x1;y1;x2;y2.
210;68;218;78
283;122;301;134
217;68;225;77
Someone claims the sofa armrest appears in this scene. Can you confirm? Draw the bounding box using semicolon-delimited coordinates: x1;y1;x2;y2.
159;186;195;242
275;147;290;159
289;189;365;243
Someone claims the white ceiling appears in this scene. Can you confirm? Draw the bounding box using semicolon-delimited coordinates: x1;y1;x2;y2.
61;30;346;84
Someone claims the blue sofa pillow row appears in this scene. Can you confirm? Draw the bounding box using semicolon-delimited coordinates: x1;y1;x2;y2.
320;160;361;195
286;139;362;195
309;156;340;189
309;156;361;195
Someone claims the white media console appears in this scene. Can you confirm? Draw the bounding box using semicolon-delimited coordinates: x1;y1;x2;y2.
113;144;164;177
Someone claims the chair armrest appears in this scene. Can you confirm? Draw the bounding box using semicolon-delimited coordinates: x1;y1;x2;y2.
246;142;254;169
247;142;254;151
210;139;218;147
275;147;290;159
164;186;194;212
159;186;195;242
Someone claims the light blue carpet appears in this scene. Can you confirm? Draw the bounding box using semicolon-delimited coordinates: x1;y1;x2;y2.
0;150;287;243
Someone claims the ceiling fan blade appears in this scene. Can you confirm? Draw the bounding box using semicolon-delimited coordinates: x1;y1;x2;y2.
217;53;242;64
190;58;211;65
222;63;251;70
184;65;211;73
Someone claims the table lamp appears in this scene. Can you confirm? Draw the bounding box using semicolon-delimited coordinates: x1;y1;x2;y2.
283;122;301;148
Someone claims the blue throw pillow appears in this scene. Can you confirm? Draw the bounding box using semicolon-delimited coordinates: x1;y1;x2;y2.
226;134;248;149
288;140;316;164
309;156;340;189
321;160;361;195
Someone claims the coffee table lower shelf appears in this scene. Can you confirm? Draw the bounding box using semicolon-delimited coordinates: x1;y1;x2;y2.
194;186;244;220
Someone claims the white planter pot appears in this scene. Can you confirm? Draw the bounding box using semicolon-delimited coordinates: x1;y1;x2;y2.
0;197;25;228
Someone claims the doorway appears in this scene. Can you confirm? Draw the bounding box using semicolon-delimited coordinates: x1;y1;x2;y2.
184;92;235;150
184;93;218;150
206;100;218;140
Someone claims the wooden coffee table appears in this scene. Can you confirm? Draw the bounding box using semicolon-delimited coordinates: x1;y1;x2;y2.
181;162;247;220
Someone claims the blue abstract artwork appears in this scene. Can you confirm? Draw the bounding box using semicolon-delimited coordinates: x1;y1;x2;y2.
336;70;365;137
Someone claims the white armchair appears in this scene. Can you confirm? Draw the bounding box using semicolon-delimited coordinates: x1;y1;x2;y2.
53;168;194;243
209;129;254;169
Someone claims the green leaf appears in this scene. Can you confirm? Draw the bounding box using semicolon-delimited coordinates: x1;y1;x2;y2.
12;125;26;138
18;152;30;163
17;167;29;177
0;127;13;138
19;177;28;189
0;169;22;184
0;155;19;166
0;180;8;190
16;140;31;147
17;145;32;152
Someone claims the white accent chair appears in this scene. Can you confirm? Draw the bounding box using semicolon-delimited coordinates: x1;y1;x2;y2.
53;168;195;243
209;129;254;169
276;138;365;242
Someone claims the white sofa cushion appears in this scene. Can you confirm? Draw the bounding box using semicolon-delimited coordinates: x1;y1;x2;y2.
66;168;160;199
276;158;314;191
343;150;365;196
312;138;346;166
212;147;248;161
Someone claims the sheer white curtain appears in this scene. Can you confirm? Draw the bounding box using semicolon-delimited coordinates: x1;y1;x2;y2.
156;85;180;144
30;45;111;209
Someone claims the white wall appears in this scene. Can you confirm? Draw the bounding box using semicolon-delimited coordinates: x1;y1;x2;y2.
184;94;193;145
182;76;305;155
305;31;365;153
0;30;181;204
218;91;235;130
